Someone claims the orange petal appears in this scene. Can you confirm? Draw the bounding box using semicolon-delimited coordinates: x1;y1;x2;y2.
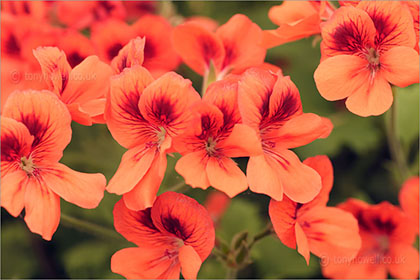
273;149;322;203
2;90;72;164
221;124;263;157
216;14;266;74
0;171;27;217
79;98;106;124
268;197;298;249
111;247;180;279
358;1;416;50
139;72;201;136
299;207;361;262
345;72;393;117
380;46;419;87
261;30;290;49
111;37;145;74
206;157;248;198
387;243;420;279
301;155;334;209
247;155;283;201
1;117;34;174
268;1;318;27
24;178;60;241
107;146;156;195
295;222;310;265
42;163;105;209
123;153;166;211
172;22;225;75
399;177;419;234
32;46;71;95
61;55;113;110
268;75;302;122
132;15;180;74
106;66;155;149
314;55;369;101
238;68;277;130
150;191;215;260
179;245;202;280
175;151;210;190
273;113;333;149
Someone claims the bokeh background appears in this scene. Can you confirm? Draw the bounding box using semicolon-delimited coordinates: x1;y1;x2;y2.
2;1;419;278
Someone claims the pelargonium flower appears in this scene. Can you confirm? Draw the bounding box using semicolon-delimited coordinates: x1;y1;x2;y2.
269;155;361;264
399;176;419;234
111;37;145;74
174;76;262;197
33;46;113;125
238;68;333;203
111;191;215;279
322;199;419;279
1;90;106;240
172;14;266;79
314;1;419;116
105;66;200;210
262;1;335;48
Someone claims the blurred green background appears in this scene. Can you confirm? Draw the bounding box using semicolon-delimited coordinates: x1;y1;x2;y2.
2;1;419;279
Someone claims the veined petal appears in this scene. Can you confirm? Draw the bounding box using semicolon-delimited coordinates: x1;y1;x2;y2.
221;124;263;157
206;157;248;198
314;55;370;101
123;152;167;211
106;66;155;149
179;245;202;280
172;22;225;75
32;46;71;95
273;113;333;149
111;37;145;74
345;72;393;117
24;178;61;241
139;72;201;136
216;14;266;73
42;163;105;209
0;171;27;217
175;151;210;190
269;197;298;249
2;90;72;164
238;68;277;130
151;192;215;261
380;46;419;87
107;145;156;195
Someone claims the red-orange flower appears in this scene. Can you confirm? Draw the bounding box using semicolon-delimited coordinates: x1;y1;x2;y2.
314;1;419;116
111;37;145;74
269;155;361;264
399;176;419;234
204;191;230;224
172;14;266;78
238;68;333;203
33;46;113;125
322;199;419;279
262;1;335;48
174;76;262;197
111;192;215;279
1;90;106;240
105;66;200;210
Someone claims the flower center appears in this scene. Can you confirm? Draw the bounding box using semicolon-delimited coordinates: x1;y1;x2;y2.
366;48;380;69
157;126;166;146
205;137;217;156
20;156;35;175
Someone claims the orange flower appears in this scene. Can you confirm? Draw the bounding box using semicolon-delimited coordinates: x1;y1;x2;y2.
1;0;48;21
399;176;419;234
111;37;145;74
105;66;200;210
56;1;126;30
322;199;419;279
174;76;262;197
238;68;333;203
204;191;230;224
33;46;113;125
262;1;335;48
172;14;266;78
111;192;215;279
269;155;361;264
57;30;96;68
1;90;106;240
314;1;419;117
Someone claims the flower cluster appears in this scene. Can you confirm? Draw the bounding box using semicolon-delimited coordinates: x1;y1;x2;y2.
1;1;419;279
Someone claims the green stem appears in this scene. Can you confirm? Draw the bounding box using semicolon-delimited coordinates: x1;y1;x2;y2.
385;89;411;183
165;181;188;193
61;213;124;242
248;224;274;249
225;267;238;279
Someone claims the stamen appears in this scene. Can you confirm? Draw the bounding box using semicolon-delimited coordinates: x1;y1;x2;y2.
366;48;380;69
20;156;35;175
205;137;217;156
